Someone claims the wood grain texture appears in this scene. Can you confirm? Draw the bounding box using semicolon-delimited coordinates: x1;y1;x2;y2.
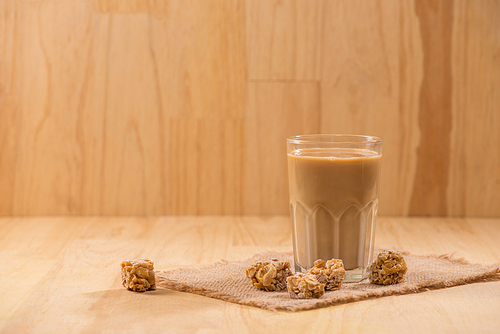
246;0;324;80
0;1;16;214
244;82;320;214
410;0;454;216
156;0;248;214
320;0;408;217
0;216;499;332
0;0;499;216
448;0;500;217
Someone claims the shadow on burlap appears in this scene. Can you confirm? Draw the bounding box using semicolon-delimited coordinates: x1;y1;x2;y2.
156;251;500;312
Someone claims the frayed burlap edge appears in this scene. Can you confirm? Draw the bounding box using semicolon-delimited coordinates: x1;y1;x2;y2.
156;251;500;312
156;255;266;310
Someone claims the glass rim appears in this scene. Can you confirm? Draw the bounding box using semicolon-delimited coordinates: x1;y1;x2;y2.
286;134;382;145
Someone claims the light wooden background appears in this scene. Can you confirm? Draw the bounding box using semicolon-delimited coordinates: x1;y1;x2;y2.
0;0;499;217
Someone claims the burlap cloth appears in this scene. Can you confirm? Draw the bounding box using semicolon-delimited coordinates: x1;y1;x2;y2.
156;251;500;312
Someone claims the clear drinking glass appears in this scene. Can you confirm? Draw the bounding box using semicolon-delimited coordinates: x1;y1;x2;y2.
287;134;382;282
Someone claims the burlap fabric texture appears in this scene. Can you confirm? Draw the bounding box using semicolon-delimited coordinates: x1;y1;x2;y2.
156;251;500;312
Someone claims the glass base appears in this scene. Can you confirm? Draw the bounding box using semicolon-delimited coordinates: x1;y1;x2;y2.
294;263;308;274
295;263;368;283
343;267;368;283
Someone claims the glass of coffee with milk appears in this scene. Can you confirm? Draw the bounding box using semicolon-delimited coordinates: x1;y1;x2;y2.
287;134;382;282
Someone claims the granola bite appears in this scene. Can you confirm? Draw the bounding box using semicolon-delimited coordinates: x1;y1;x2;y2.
245;259;293;291
307;258;345;290
121;259;156;292
286;273;325;299
369;250;407;285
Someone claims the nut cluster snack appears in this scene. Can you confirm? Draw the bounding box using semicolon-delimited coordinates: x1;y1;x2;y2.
369;250;407;285
307;258;345;291
121;259;156;292
286;273;325;299
246;259;293;291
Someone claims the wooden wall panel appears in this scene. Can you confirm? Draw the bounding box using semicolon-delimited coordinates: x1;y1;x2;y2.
320;0;414;216
165;118;245;215
244;83;320;214
99;14;164;215
0;0;498;216
148;0;247;120
246;0;324;80
152;0;248;214
409;0;454;216
0;0;17;215
448;0;500;217
11;1;95;215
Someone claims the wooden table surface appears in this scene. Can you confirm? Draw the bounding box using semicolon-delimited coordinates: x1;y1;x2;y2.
1;216;499;333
